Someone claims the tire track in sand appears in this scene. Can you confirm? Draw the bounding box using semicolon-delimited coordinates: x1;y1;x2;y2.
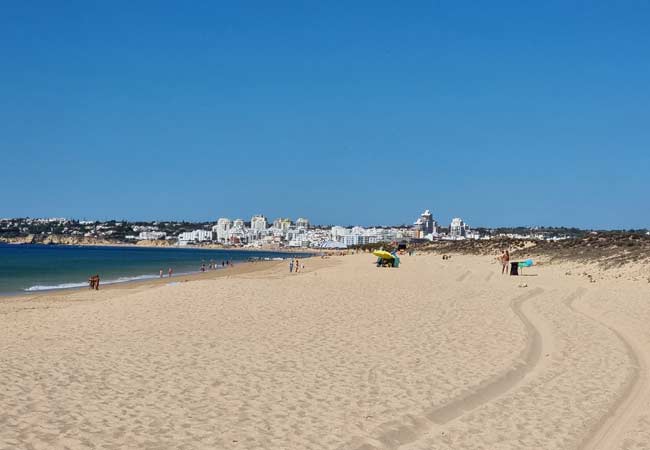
455;271;471;282
349;287;545;450
566;288;649;450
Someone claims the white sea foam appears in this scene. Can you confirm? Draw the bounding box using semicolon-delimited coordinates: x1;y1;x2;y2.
24;274;160;292
24;282;88;291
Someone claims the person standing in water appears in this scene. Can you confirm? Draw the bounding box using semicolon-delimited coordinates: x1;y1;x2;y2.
168;267;173;278
159;269;163;278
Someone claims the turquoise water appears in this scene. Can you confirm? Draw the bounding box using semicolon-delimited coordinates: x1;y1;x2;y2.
0;244;308;295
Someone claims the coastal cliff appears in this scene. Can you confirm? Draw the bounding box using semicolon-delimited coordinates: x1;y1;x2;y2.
0;234;230;249
0;234;118;246
0;234;174;247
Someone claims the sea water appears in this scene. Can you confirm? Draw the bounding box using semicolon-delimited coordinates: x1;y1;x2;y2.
0;244;308;295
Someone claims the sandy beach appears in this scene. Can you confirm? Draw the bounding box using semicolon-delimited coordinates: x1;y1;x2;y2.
1;253;649;449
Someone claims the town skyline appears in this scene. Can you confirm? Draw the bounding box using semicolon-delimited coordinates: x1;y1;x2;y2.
1;213;646;233
2;211;646;252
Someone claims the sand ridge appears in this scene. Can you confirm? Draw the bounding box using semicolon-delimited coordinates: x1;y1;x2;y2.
571;286;650;450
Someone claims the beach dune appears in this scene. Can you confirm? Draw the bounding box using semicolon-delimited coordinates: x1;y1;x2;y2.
1;253;649;449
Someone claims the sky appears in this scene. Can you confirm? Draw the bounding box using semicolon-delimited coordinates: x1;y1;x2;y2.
1;2;649;229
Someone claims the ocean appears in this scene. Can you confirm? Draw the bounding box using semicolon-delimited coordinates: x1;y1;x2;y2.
0;244;309;295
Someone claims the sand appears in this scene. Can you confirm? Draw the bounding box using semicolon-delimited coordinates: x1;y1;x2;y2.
1;253;649;449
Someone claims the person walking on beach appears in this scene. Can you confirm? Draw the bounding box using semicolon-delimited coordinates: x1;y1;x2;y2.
289;259;294;273
501;250;510;275
88;274;100;290
159;269;163;278
168;267;173;278
295;258;300;273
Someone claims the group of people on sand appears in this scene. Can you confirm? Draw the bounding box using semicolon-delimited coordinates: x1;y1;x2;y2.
200;260;232;272
289;257;304;273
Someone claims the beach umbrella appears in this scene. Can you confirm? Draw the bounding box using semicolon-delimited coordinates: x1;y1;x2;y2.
372;250;394;260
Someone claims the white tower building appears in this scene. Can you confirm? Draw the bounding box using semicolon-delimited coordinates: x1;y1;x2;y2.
213;218;232;243
250;215;267;231
450;218;469;238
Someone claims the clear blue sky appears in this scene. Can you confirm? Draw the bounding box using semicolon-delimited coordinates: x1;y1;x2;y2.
2;2;649;228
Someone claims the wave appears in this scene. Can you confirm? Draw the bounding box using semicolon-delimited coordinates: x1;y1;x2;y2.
24;282;89;291
24;274;160;292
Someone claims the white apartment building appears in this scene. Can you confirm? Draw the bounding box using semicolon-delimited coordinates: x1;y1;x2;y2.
450;218;470;239
330;226;348;241
212;218;232;242
339;234;371;246
295;218;310;229
331;225;386;247
251;215;267;231
351;226;366;235
272;218;292;232
366;228;397;244
465;229;481;240
227;224;248;244
137;231;166;240
178;229;213;244
219;218;248;245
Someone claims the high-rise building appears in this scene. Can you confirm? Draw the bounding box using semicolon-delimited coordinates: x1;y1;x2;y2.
212;218;232;242
273;218;292;232
413;209;438;236
450;217;469;238
296;218;310;229
251;215;267;231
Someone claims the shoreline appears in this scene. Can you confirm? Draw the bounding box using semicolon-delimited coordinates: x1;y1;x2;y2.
0;258;287;304
0;245;317;298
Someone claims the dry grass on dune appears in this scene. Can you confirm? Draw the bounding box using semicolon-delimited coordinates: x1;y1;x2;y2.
419;232;650;269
